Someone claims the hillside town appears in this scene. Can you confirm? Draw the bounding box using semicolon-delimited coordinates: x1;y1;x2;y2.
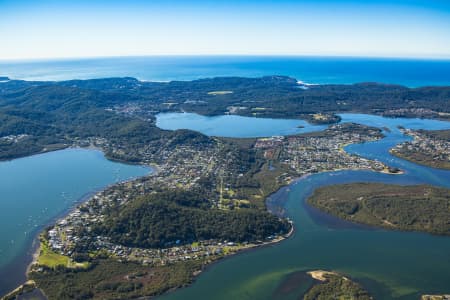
44;199;289;269
32;122;396;273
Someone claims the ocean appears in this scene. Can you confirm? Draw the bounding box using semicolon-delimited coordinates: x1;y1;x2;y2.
1;56;450;87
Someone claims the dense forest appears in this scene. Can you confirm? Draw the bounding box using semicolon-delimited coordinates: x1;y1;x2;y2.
1;76;449;160
93;189;291;248
0;81;211;160
51;76;450;119
1;76;448;299
307;183;450;235
29;259;204;300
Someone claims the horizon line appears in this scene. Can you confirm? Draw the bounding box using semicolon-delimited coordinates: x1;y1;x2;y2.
2;53;450;63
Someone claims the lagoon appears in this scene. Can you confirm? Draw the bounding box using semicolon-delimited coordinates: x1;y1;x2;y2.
156;112;327;138
1;112;449;299
156;112;450;138
0;148;150;296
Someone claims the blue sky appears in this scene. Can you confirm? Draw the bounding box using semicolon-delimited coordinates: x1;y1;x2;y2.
1;0;450;59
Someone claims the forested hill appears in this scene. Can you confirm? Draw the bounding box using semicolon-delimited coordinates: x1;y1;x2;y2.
0;76;449;160
0;81;212;161
1;76;449;120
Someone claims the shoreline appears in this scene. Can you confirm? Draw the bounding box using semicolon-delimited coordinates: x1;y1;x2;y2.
2;148;398;299
25;163;154;274
158;167;410;299
0;147;154;299
389;149;450;171
161;219;295;299
0;119;425;298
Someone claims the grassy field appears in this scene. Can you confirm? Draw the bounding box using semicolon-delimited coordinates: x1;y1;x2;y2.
37;237;90;269
37;240;71;268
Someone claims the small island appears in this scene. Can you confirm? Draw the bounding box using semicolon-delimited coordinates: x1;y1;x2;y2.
305;270;372;300
303;113;342;125
307;183;450;235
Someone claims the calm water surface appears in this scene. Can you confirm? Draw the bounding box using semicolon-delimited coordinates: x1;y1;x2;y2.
156;112;327;138
0;148;150;296
2;56;450;87
1;112;449;299
157;113;450;300
1;56;450;298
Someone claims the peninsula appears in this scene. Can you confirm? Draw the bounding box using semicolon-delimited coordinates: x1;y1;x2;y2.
1;76;449;299
307;183;450;235
390;128;450;170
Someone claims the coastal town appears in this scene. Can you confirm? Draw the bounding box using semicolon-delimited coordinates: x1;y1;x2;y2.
29;121;396;277
2;0;450;296
256;123;389;176
43;199;290;269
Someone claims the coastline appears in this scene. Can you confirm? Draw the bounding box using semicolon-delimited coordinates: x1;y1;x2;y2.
3;143;398;299
2;116;435;299
157;167;406;299
0;147;153;299
16;205;295;300
389;149;450;171
24;159;154;274
160;219;295;299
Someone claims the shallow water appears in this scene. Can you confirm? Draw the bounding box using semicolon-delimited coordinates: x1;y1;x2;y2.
0;148;150;296
157;114;450;300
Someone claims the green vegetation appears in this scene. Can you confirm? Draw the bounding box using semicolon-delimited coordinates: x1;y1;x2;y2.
1;76;449;298
303;113;342;125
30;258;204;300
215;137;293;210
0;81;211;161
37;236;90;269
308;183;450;235
304;271;371;300
424;129;450;141
301;122;383;138
393;151;450;170
1;76;449;161
94;189;291;248
38;245;71;268
392;129;450;170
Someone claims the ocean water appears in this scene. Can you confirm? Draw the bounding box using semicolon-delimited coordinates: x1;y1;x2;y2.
1;56;450;87
1;56;450;298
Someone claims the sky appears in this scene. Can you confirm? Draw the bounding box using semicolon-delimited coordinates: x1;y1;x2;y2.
1;0;450;60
